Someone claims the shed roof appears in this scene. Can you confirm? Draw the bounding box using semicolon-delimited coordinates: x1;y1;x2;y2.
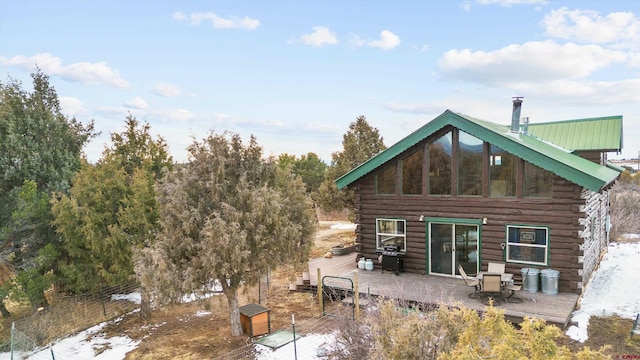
526;116;623;153
335;110;622;192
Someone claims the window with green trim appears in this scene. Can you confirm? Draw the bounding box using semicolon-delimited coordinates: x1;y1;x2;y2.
490;145;516;197
402;148;422;195
505;225;549;265
429;131;452;195
523;162;553;198
376;218;406;251
376;163;396;194
458;131;483;196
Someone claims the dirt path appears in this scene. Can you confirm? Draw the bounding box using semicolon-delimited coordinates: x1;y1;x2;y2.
311;221;356;258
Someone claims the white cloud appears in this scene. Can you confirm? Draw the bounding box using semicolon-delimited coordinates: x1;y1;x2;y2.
165;109;197;122
152;82;188;97
385;102;442;115
461;0;547;10
542;8;640;49
385;98;507;118
348;30;401;50
0;53;129;89
438;40;627;85
368;30;401;50
124;96;148;110
348;34;366;48
629;52;640;68
475;0;547;6
59;96;87;117
173;11;260;30
511;78;640;104
300;26;338;47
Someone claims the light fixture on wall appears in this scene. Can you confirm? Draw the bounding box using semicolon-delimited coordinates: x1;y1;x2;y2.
419;215;425;222
482;217;488;225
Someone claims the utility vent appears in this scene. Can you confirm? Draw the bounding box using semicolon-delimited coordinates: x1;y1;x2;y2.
511;97;523;133
521;117;529;135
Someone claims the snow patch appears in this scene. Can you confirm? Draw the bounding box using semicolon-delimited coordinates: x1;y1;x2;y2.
111;292;141;304
329;223;356;230
566;241;640;342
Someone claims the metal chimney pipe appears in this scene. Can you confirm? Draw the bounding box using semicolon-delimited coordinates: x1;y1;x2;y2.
511;97;523;133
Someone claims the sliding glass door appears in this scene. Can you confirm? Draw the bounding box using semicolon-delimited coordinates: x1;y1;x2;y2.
429;221;479;276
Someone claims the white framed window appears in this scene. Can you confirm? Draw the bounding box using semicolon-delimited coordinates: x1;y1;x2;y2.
505;225;549;266
376;218;406;251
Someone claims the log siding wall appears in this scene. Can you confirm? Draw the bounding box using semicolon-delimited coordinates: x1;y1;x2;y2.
578;189;610;290
352;169;603;295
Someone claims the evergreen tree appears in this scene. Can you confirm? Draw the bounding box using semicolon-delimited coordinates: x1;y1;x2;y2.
277;152;326;194
51;116;171;295
143;131;316;336
0;70;96;316
314;115;386;212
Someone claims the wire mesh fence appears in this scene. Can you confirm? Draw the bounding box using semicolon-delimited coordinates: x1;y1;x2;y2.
0;283;140;359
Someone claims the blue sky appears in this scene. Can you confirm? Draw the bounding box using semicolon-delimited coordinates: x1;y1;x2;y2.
1;0;638;164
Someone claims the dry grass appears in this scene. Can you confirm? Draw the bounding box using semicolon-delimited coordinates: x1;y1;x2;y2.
115;268;324;359
3;221;637;358
557;315;640;357
120;223;354;359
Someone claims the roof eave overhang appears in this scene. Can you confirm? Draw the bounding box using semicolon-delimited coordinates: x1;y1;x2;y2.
335;111;622;193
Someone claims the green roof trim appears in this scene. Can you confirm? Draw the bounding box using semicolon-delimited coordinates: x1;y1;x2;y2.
606;162;626;172
335;110;622;192
526;116;623;152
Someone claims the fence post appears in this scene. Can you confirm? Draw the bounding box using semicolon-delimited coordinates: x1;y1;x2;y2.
102;295;107;317
354;271;359;321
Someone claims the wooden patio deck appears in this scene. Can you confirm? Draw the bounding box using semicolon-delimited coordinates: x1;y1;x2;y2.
307;253;580;329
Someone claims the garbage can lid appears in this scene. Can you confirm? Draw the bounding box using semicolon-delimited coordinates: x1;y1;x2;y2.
526;268;540;275
541;269;559;276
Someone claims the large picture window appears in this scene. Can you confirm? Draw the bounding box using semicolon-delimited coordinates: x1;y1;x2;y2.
376;164;396;194
490;145;516;197
428;132;452;195
458;132;483;196
376;218;406;251
506;225;549;265
523;162;553;198
402;149;422;195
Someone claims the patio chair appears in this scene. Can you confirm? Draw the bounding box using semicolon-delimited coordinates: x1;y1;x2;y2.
504;270;525;304
478;273;503;306
487;261;505;274
458;264;481;299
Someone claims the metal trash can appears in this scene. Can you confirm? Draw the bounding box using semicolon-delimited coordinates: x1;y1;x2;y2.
522;268;540;293
540;269;559;295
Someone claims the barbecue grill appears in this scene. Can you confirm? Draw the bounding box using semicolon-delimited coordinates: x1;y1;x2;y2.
376;245;405;275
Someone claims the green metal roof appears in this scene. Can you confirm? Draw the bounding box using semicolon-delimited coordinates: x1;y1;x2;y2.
526;116;623;152
335;110;622;192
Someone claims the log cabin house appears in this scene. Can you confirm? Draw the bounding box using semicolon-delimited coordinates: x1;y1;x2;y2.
335;99;623;294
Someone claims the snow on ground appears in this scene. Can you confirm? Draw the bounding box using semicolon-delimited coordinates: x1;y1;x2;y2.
565;239;640;342
329;223;356;230
111;292;141;304
255;333;335;360
3;239;637;359
0;314;141;360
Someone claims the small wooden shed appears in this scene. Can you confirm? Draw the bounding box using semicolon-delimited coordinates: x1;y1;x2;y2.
239;304;271;337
